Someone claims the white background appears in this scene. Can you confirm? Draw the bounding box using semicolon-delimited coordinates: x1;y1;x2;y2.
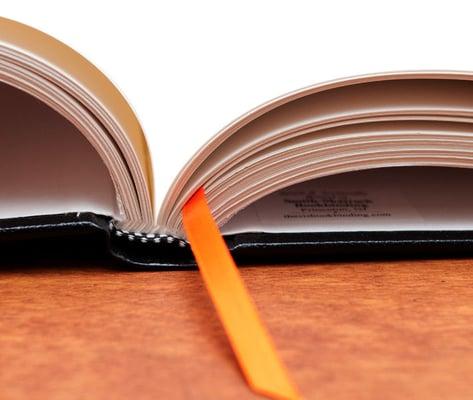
3;0;473;210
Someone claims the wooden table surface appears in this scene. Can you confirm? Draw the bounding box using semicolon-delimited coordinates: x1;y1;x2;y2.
1;258;473;400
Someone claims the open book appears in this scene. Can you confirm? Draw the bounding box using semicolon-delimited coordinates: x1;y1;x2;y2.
6;15;473;399
3;16;473;267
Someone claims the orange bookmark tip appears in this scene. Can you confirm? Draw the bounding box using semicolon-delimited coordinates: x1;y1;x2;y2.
182;187;301;400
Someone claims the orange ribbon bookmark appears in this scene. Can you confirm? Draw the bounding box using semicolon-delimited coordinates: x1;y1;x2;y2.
182;188;300;400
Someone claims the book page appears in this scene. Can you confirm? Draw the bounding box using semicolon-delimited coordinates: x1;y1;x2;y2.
0;82;117;219
4;3;473;215
222;167;473;234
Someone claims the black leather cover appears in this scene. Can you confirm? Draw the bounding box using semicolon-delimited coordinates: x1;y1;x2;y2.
0;213;111;265
1;213;473;268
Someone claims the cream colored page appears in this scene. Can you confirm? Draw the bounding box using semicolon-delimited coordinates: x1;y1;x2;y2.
4;2;473;221
0;82;117;218
222;167;473;234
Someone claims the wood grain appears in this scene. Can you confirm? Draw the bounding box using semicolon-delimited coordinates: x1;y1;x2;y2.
1;258;473;399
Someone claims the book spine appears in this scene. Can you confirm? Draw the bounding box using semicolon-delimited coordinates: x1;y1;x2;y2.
108;221;188;248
